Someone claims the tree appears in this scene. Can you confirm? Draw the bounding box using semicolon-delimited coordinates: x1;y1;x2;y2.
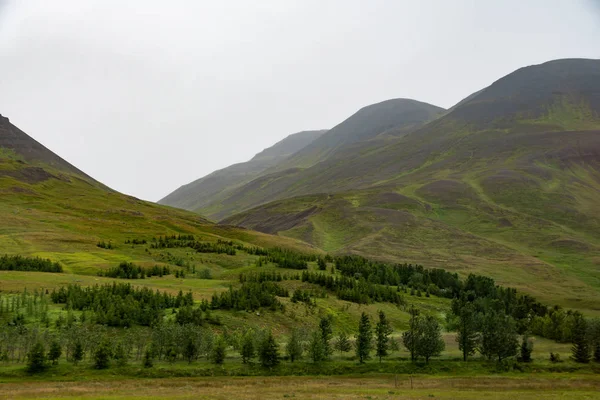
317;258;327;271
520;335;533;363
113;342;128;366
143;348;154;368
183;339;198;364
590;319;600;363
27;342;48;373
454;299;479;362
402;307;420;362
72;342;84;365
94;340;112;369
375;311;393;362
286;329;303;362
240;331;255;364
480;311;519;362
571;312;590;363
355;312;373;363
48;341;62;365
334;332;352;356
258;331;280;368
308;331;327;363
319;316;333;358
416;315;445;364
211;336;227;365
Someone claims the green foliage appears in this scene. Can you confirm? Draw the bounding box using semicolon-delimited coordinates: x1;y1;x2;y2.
240;331;256;364
571;312;590;363
114;342;128;367
334;332;352;356
94;340;112;369
211;282;287;312
72;342;84;365
48;341;62;365
143;348;154;368
480;311;519;362
99;262;171;279
520;335;533;363
0;254;62;273
375;310;393;362
308;331;327;363
286;329;303;363
355;312;372;363
184;339;199;364
26;342;48;373
258;331;280;368
211;336;227;365
319;316;333;358
452;297;479;361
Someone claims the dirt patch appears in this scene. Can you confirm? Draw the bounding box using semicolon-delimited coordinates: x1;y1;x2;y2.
0;166;55;184
224;205;319;234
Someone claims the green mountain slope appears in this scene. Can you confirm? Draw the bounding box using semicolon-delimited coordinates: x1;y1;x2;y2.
0;117;444;334
196;99;445;219
222;59;600;311
0;115;317;274
158;130;326;213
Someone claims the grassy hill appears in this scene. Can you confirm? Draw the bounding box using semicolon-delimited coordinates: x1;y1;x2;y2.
0;115;444;336
158;130;326;214
221;59;600;312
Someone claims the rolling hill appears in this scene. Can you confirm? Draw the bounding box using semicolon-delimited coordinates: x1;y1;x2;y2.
158;130;326;213
221;59;600;311
175;98;445;219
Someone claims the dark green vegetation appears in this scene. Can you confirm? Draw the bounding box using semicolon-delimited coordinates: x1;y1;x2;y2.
179;58;600;313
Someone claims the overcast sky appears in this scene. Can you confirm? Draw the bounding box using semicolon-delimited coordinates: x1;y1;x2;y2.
0;1;599;201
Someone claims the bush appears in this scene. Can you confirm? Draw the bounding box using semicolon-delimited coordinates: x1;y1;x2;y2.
550;352;561;363
94;341;112;369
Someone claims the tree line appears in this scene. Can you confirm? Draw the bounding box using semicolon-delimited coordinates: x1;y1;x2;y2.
0;255;63;273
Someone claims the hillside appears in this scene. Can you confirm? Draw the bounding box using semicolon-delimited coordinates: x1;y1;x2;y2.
222;59;600;312
158;130;326;213
193;99;445;219
0;116;442;336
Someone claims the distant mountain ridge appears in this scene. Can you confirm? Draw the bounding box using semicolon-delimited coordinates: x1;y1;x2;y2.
158;130;326;213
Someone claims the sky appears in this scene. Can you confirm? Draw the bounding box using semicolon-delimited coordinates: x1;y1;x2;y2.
0;1;599;202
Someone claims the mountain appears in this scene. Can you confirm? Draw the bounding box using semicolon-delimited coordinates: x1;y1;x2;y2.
0;115;316;276
268;98;445;172
182;98;445;219
158;130;326;213
222;59;600;311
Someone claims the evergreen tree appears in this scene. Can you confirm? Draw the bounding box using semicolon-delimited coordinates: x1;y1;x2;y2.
308;331;326;363
211;336;227;365
416;315;445;364
143;348;154;368
571;312;590;363
48;341;62;365
286;329;303;362
94;340;112;369
402;307;420;362
355;312;373;363
317;258;327;271
72;342;84;365
319;316;333;358
240;331;255;364
591;319;600;363
184;339;198;364
258;331;280;368
389;337;400;353
27;342;48;373
454;299;479;361
334;332;352;356
520;335;533;363
375;310;393;362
